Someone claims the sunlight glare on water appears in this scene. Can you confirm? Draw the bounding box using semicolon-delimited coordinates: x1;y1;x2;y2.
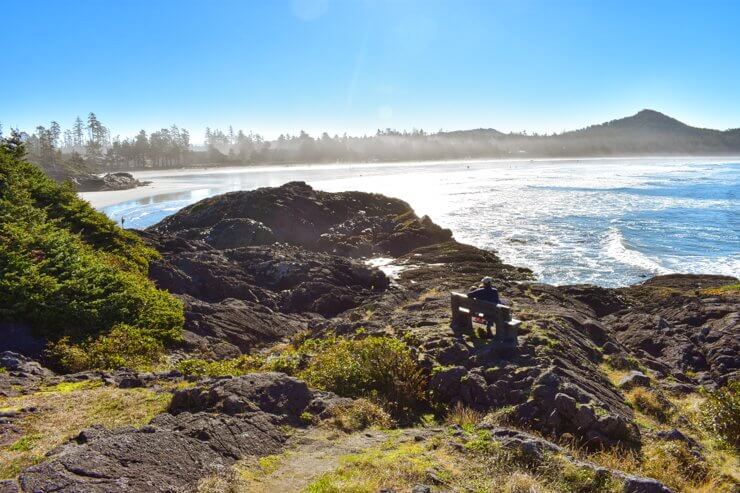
95;158;739;287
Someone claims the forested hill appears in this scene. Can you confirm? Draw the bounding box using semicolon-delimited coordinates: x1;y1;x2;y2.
5;109;740;178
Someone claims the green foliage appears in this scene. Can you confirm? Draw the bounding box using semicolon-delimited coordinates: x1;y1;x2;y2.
699;382;740;450
48;324;166;371
700;283;740;296
176;334;427;419
297;335;427;418
0;142;183;371
176;354;264;377
9;434;42;452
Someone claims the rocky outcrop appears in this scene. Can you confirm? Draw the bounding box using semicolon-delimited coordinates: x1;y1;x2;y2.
17;412;285;493
72;172;148;192
140;187;737;448
139;229;391;356
0;352;55;397
179;296;310;358
149;181;453;256
170;372;313;419
605;275;739;389
15;372;350;493
169;372;351;425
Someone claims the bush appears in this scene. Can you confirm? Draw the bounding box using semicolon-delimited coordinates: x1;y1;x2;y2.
176;355;264;377
297;335;427;418
324;398;395;432
48;324;166;371
0;141;184;371
627;388;673;422
699;382;740;449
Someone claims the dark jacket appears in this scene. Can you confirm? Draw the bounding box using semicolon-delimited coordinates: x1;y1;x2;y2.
468;285;500;305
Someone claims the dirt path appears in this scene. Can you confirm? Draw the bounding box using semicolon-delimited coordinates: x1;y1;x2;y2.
241;428;390;493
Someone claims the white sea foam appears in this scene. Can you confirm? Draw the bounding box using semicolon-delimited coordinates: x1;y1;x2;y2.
604;227;672;275
93;157;740;287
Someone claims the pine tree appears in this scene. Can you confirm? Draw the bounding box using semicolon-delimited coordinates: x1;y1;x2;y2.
73;116;84;150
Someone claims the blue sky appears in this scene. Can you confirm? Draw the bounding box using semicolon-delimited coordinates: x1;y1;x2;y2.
1;0;739;141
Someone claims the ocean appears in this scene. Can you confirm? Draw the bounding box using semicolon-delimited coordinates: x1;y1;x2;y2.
88;157;740;287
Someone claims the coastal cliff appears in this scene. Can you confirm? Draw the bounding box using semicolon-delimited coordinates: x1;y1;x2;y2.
1;157;738;492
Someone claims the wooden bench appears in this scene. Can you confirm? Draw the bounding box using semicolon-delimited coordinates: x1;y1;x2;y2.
450;291;521;342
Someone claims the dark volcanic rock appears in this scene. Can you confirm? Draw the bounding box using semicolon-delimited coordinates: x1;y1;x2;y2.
180;295;309;357
73;172;147;192
142;231;390;325
605;274;739;387
18;412;285;493
0;480;19;493
149;181;453;256
169;372;314;420
0;352;55;397
206;217;276;249
0;352;53;378
619;371;651;390
139;227;392;355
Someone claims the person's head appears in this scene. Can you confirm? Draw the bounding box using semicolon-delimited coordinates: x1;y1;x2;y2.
481;276;493;287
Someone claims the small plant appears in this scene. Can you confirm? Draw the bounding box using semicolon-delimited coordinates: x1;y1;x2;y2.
627;388;673;422
699;283;740;296
39;380;102;393
553;457;622;493
300;411;316;425
699;382;740;450
445;402;483;432
464;429;500;455
325;398;394;432
9;434;42;452
176;354;264;377
262;349;301;375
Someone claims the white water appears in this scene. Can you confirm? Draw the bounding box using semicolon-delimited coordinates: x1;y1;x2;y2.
84;157;740;287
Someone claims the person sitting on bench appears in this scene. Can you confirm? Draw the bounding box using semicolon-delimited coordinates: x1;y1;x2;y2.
468;276;500;337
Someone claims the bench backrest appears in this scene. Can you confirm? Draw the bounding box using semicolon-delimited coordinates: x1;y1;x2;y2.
451;291;511;320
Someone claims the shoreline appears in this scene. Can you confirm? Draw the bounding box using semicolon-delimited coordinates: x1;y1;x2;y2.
79;154;740;209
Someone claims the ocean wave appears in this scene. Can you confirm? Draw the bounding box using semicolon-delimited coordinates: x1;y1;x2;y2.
604;227;672;275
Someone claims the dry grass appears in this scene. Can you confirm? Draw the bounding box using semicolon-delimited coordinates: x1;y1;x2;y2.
583;438;737;493
699;283;740;296
445;402;484;431
322;399;395;432
305;437;455;493
419;287;443;301
579;392;740;492
599;363;632;387
0;384;171;478
627;387;673;422
502;472;553;493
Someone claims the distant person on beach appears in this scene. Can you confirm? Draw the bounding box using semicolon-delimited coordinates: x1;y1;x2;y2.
120;217;125;228
469;276;500;337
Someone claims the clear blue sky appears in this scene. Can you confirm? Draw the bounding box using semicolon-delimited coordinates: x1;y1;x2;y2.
2;0;739;142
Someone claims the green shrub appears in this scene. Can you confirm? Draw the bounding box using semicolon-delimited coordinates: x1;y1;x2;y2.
699;382;740;450
262;349;302;374
48;324;166;371
176;355;264;377
177;334;427;420
0;140;184;371
298;335;427;418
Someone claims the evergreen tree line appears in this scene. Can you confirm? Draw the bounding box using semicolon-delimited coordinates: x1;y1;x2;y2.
3;109;739;178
